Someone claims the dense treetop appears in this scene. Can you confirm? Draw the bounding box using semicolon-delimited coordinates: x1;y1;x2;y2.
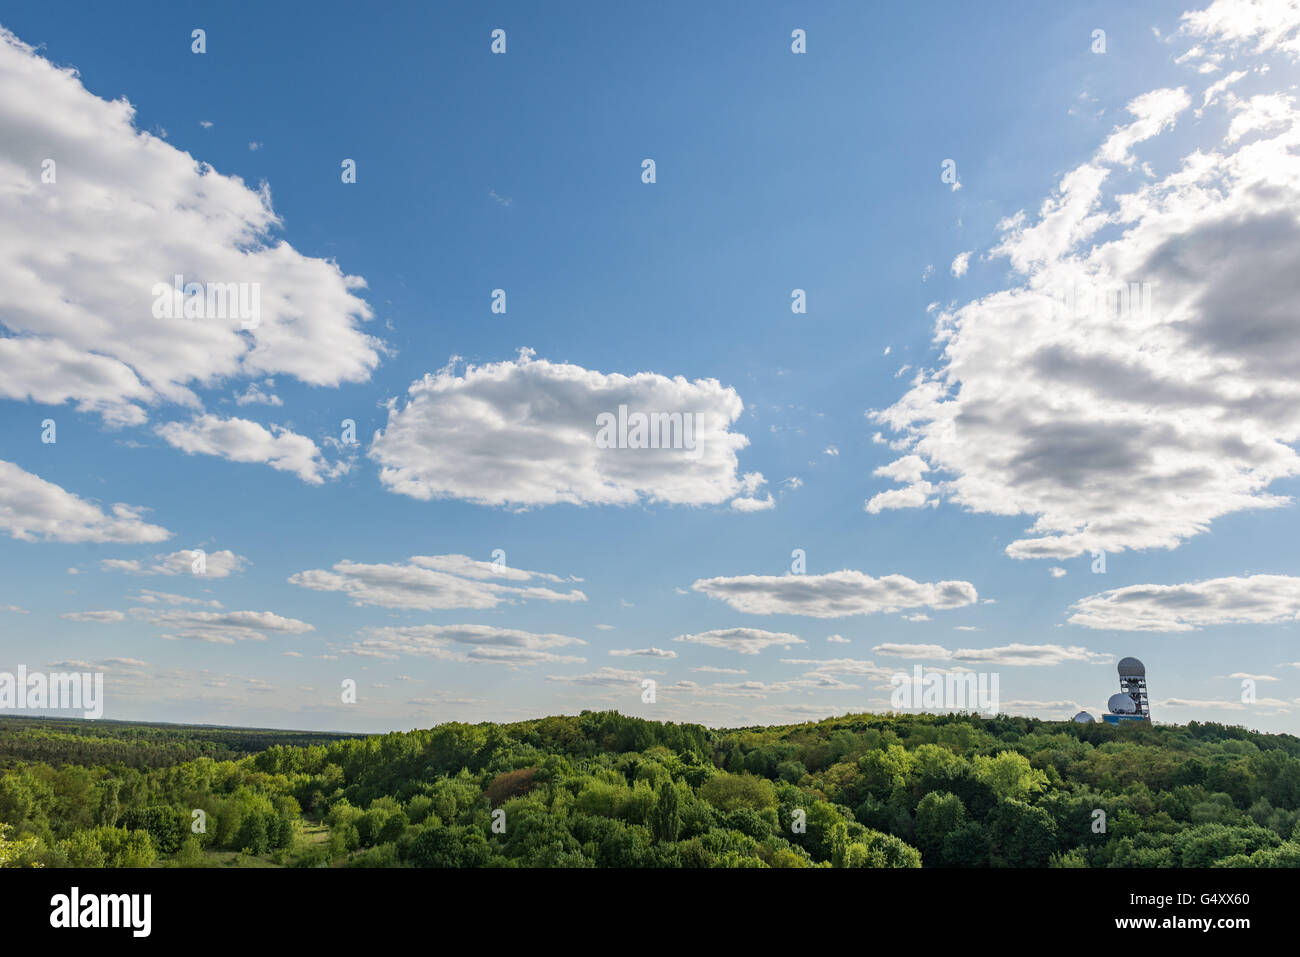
2;711;1298;868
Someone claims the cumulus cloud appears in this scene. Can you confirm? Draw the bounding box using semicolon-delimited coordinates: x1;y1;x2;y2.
132;607;314;644
157;415;342;484
872;642;953;659
348;623;586;666
289;554;586;610
60;610;126;623
674;627;805;655
951;251;971;277
547;667;646;686
1069;574;1300;631
1001;700;1082;717
1180;0;1300;58
779;657;896;679
369;350;753;508
872;642;1110;666
609;647;678;658
128;589;222;608
867;20;1300;560
0;460;170;543
100;548;247;578
947;644;1112;667
233;380;282;407
691;570;978;618
0;28;382;427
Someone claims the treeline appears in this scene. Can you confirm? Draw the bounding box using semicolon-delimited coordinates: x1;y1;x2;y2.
2;711;1300;868
0;716;360;770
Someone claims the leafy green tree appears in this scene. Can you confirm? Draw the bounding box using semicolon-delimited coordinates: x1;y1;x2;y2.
405;824;491;868
942;821;991;867
650;780;681;843
988;800;1057;867
699;772;776;813
95;779;121;827
915;791;967;861
0;824;41;868
973;752;1049;802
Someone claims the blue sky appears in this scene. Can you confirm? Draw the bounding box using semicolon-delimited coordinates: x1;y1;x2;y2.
3;0;1300;733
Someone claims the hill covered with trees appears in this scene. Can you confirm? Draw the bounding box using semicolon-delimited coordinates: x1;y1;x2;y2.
2;711;1299;868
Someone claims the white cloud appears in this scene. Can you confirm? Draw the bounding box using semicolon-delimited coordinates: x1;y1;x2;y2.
1069;574;1300;631
134;607;314;644
1180;0;1300;59
0;460;170;543
868;36;1300;560
128;589;222;608
233;380;282;407
60;610;125;623
826;634;851;644
609;647;678;659
1197;69;1248;114
674;627;805;655
547;667;645;686
1049;567;1068;578
948;643;1112;667
0;29;382;427
369;350;752;508
779;657;895;678
1001;699;1082;717
157;415;342;485
951;251;972;277
691;569;977;618
289;553;586;610
349;623;586;666
100;548;247;578
872;643;952;659
872;641;1110;666
1097;87;1192;165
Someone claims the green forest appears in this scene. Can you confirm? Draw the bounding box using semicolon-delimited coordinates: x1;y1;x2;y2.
2;711;1300;868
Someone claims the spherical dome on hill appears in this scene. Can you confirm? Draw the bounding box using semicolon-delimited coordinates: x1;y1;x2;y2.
1117;657;1145;677
1108;692;1137;714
